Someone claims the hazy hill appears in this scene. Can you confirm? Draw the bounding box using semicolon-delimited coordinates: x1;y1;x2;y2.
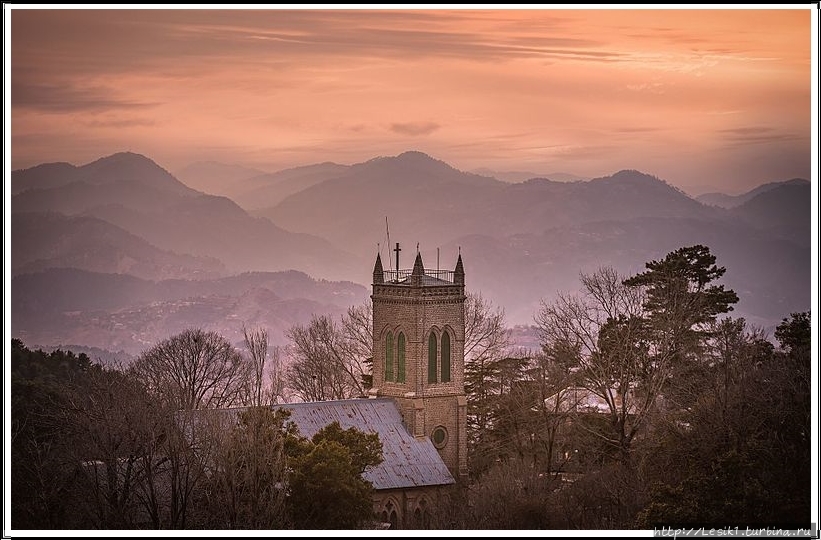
174;160;268;198
730;181;811;245
256;150;506;257
696;178;809;208
483;170;712;237
13;152;194;198
11;149;810;356
11;152;360;281
12;152;196;215
470;167;588;183
10;161;81;195
261;152;716;258
173;160;350;210
12;268;370;356
444;215;809;330
12;212;226;280
233;162;351;210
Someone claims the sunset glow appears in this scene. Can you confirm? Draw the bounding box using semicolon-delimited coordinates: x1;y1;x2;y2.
7;6;814;194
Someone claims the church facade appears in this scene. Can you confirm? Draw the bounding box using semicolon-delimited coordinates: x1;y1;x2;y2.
369;246;468;482
364;246;469;526
213;246;469;528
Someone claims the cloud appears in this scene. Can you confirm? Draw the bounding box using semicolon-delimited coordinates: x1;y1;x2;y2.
166;11;612;63
10;10;623;84
390;122;441;136
12;81;158;114
720;126;774;135
8;8;811;187
625;82;667;94
718;126;807;146
83;117;157;128
614;126;663;133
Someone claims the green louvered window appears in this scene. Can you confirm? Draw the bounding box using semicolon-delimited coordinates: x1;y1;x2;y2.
385;331;394;382
441;332;451;383
428;332;438;383
397;332;406;383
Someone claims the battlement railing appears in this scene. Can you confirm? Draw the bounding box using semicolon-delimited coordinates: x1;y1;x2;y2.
382;269;455;283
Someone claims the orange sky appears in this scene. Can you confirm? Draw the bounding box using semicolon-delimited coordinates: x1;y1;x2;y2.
7;6;815;194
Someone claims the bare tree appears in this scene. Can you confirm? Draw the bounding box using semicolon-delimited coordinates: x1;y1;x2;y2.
341;299;373;388
62;365;167;528
286;315;365;401
243;325;268;407
464;291;511;364
285;302;373;402
535;267;664;465
241;325;285;406
264;345;287;405
131;328;251;411
202;407;291;528
463;292;513;466
124;330;253;527
527;348;581;476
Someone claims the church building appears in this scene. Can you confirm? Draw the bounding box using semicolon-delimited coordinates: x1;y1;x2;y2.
370;244;468;483
274;245;469;528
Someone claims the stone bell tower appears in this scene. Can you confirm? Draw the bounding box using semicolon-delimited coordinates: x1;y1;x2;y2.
370;244;468;481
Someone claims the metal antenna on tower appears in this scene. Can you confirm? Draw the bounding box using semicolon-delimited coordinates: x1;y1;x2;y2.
385;217;391;272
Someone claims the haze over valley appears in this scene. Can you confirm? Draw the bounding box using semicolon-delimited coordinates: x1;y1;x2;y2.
10;150;810;360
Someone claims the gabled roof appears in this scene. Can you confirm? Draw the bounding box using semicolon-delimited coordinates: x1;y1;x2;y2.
280;398;454;490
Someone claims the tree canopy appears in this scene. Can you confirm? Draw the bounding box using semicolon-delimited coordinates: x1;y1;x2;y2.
286;421;383;529
130;328;250;410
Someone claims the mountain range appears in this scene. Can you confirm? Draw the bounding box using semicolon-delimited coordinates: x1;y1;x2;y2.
10;150;811;359
257;153;717;258
696;178;809;209
12;152;358;280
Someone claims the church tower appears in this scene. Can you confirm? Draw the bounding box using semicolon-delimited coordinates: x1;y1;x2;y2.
371;244;468;481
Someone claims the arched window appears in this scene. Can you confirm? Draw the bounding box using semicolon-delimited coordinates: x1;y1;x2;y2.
441;331;451;383
382;500;399;529
428;332;438;383
385;331;394;382
416;498;431;528
397;332;406;383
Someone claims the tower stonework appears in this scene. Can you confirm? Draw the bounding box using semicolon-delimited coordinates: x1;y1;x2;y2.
370;248;468;481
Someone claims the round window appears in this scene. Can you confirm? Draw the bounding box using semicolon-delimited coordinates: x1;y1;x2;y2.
431;426;448;449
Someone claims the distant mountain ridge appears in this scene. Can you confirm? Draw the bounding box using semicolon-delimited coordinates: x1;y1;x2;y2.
10;149;810;356
174;160;268;198
696;178;809;208
730;181;811;245
470;167;589;183
442;214;809;327
13;152;194;196
12;212;226;280
260;154;716;258
12;268;370;356
11;152;359;281
233;162;351;210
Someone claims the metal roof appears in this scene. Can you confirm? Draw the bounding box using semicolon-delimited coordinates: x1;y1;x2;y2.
278;398;455;490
